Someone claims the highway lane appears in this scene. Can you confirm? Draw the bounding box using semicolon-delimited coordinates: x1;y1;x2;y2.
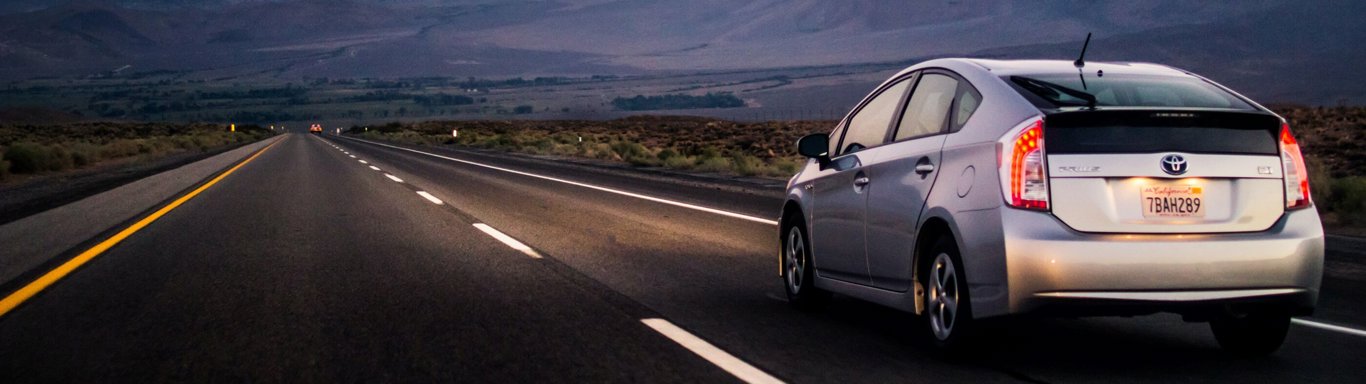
0;134;738;382
326;134;1366;383
0;131;1362;382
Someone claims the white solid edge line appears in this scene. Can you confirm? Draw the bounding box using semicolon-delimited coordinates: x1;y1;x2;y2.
1292;318;1366;337
472;223;542;258
346;138;779;226
640;318;783;384
369;166;382;171
384;173;404;183
416;191;444;205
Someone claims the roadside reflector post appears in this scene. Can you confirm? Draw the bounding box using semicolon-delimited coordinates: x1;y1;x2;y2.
453;129;458;138
230;123;235;133
578;136;582;142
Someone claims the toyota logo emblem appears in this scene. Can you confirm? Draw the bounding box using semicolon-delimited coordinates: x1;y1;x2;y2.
1161;154;1188;175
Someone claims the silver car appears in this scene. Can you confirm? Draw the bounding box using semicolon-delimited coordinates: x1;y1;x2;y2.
779;58;1323;355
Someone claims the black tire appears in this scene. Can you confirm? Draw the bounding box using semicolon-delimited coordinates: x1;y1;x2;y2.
1210;308;1291;356
921;236;975;352
782;215;830;310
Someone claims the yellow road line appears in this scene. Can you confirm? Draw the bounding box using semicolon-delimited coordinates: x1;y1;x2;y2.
0;137;283;318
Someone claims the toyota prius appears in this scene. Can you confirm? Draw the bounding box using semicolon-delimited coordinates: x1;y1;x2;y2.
780;58;1323;355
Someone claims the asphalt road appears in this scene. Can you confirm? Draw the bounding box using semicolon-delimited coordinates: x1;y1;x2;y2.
1;132;1363;383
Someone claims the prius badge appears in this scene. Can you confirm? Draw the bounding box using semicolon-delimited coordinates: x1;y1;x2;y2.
1161;154;1188;176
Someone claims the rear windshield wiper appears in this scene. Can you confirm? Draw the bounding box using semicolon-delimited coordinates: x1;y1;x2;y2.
1011;75;1097;108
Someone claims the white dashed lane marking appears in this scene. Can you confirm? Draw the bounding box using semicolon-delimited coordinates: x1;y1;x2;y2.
472;223;541;259
341;138;779;226
641;318;783;384
416;191;444;205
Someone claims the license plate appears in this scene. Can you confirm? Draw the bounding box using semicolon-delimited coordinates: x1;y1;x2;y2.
1141;183;1205;218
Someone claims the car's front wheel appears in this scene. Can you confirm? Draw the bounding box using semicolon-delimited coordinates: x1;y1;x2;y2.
783;215;829;310
1210;308;1291;356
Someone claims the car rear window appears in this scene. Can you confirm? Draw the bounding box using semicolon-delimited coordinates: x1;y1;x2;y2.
1044;110;1281;155
1007;74;1255;111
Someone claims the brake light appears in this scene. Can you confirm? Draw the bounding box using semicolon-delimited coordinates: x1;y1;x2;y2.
999;118;1049;210
1280;122;1311;209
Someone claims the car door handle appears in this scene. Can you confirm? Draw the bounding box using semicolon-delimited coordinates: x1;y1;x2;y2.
853;176;871;187
915;157;936;175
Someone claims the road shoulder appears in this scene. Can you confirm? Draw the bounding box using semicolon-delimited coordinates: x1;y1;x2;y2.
0;136;283;292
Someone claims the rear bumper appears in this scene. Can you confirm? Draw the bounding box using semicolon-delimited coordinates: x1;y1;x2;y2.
999;206;1324;316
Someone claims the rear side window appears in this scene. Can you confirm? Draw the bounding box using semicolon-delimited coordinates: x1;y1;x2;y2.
954;87;981;129
1045;111;1281;155
1007;74;1254;110
895;73;956;141
838;78;912;156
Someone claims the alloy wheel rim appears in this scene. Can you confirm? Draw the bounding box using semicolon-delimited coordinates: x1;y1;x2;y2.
785;227;805;293
928;253;958;340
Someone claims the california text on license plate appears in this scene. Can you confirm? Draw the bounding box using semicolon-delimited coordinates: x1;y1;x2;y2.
1141;183;1205;218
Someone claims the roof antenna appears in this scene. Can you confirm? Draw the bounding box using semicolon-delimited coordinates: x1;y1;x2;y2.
1074;32;1092;90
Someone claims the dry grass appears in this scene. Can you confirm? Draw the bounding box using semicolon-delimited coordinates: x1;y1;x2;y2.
351;116;822;178
0;122;275;182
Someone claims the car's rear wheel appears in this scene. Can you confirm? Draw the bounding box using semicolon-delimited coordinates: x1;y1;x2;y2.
923;236;974;351
783;216;829;310
1210;307;1290;356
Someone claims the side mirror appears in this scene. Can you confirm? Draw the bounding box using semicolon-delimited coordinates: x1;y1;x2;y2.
796;133;831;166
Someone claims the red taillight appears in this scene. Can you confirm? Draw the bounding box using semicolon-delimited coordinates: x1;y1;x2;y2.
1281;122;1311;209
999;118;1049;210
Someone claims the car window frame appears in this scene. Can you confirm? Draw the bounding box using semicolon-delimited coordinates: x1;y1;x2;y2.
831;72;919;159
886;68;982;145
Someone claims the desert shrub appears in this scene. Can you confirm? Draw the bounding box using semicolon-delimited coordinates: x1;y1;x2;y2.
69;142;101;167
694;156;731;173
1307;155;1334;211
101;139;140;158
731;153;764;176
1329;177;1366;225
136;140;154;154
662;154;695;169
0;155;8;180
772;157;805;175
4;142;51;173
610;141;655;165
692;145;722;159
585;142;614;160
531;138;554;152
193;134;217;150
656;148;679;161
610;140;648;158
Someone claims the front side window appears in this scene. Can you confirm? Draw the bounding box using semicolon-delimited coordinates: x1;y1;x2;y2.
827;124;847;157
838;78;912;156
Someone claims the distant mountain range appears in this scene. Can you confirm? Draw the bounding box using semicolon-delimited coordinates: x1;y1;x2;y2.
0;0;1361;104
